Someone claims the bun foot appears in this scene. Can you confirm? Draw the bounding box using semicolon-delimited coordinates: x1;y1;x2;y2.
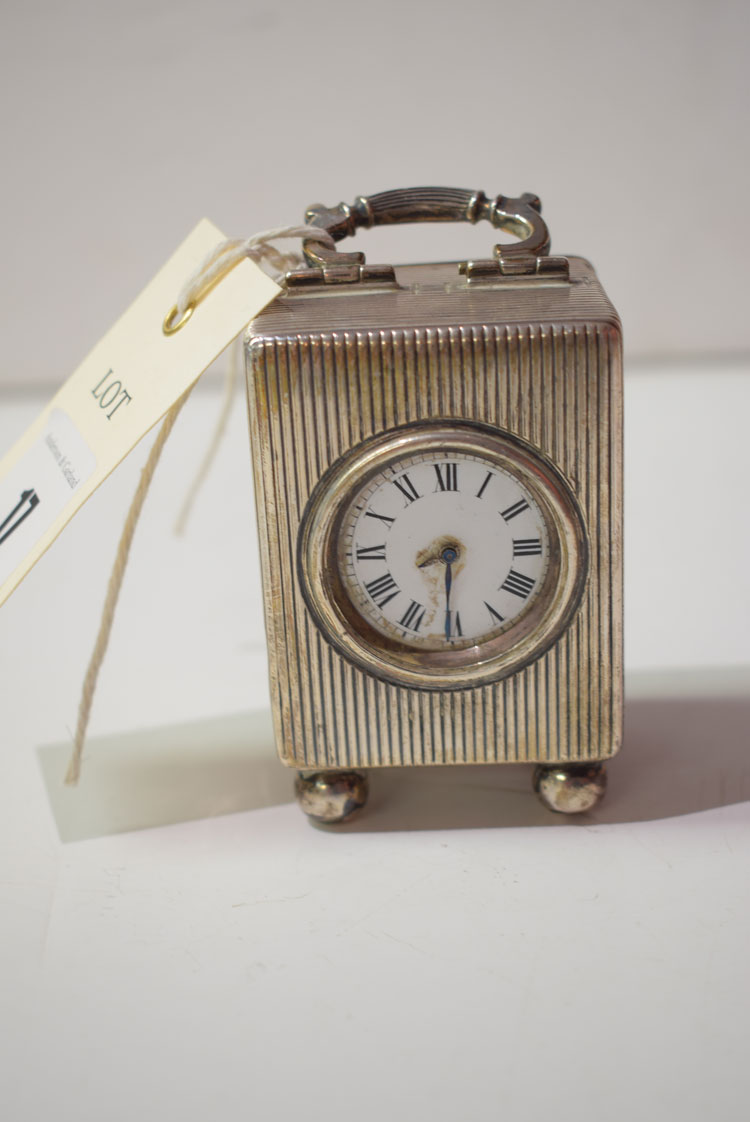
295;769;369;824
533;762;607;814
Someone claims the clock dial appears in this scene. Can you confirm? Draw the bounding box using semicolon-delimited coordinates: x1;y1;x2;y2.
339;452;548;650
299;423;587;690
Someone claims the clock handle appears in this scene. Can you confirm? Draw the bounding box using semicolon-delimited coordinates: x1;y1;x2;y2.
301;187;551;273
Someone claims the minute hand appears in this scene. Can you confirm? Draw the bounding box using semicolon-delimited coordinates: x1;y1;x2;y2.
444;560;453;640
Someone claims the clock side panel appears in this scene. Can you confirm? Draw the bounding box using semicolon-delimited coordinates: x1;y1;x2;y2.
245;322;623;768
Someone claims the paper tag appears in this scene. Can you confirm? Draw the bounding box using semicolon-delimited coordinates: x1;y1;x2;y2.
0;219;280;607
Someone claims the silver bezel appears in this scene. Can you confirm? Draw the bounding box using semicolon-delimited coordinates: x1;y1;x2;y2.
298;421;589;690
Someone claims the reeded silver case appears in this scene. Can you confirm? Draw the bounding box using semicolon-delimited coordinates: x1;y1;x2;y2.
245;257;623;769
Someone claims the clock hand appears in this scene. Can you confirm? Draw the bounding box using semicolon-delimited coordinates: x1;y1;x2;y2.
444;562;453;639
441;545;458;640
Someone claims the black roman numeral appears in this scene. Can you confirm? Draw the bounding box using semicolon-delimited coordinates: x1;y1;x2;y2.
476;471;493;499
485;602;505;625
365;509;395;528
399;600;426;632
513;538;542;556
364;572;399;608
433;463;458;492
445;610;463;639
392;473;420;504
500;498;530;521
500;569;536;599
356;544;387;561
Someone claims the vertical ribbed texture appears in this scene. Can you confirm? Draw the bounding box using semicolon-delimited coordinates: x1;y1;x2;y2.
250;323;622;767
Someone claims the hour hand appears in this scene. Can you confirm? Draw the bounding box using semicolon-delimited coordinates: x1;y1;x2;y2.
417;541;460;570
444;562;453;639
441;547;459;638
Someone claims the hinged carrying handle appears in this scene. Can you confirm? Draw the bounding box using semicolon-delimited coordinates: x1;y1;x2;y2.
301;187;552;274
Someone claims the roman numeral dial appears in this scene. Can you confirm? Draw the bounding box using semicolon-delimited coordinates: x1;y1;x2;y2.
501;568;536;599
513;538;542;557
299;421;589;692
356;544;387;561
433;463;458;491
339;445;550;652
364;572;399;608
393;473;420;504
501;498;530;521
399;600;426;632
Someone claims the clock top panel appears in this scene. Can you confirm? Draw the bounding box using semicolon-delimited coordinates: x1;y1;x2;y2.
246;256;620;340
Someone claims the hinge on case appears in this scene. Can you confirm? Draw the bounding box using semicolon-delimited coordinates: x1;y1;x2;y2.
285;263;397;287
459;254;570;282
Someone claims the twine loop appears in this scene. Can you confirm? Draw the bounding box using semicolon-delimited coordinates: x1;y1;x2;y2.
162;225;335;336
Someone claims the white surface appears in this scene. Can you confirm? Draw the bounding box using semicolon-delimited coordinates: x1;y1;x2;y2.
1;361;749;1120
0;0;749;390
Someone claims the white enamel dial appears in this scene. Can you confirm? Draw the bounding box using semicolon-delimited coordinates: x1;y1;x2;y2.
338;451;549;650
300;423;586;690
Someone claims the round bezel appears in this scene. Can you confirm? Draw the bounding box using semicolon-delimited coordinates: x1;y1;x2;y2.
298;421;588;690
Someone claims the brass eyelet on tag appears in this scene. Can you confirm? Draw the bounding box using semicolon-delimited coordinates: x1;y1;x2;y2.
162;302;195;335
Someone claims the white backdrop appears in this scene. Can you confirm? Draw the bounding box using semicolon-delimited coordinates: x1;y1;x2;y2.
0;0;748;390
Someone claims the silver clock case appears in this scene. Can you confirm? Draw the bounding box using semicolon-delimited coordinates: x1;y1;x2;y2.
245;257;623;770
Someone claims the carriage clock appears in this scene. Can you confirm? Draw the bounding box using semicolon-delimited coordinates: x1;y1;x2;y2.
244;187;623;823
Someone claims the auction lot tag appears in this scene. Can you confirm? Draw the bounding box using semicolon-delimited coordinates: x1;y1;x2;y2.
0;219;280;607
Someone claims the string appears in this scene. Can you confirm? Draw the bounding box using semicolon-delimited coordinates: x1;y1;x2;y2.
65;387;193;785
175;224;334;317
173;338;240;537
65;224;330;785
171;224;334;533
